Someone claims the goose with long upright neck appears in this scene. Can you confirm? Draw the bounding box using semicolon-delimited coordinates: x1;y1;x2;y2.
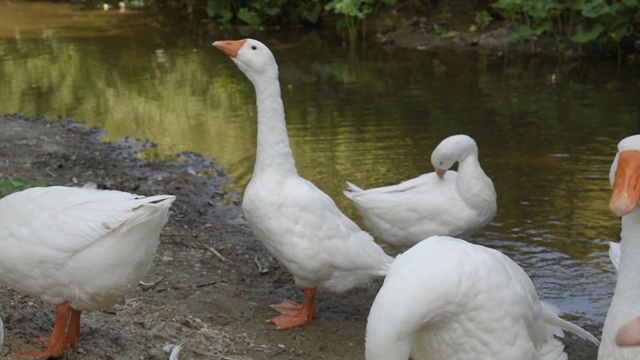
344;134;496;248
213;39;393;330
599;134;640;359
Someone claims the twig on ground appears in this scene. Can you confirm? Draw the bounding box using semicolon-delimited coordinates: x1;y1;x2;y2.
254;255;268;274
139;276;166;291
202;243;229;263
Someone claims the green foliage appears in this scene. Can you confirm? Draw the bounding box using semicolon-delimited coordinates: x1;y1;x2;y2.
206;1;234;23
205;0;323;26
572;23;605;43
475;10;493;29
0;178;45;198
492;0;640;50
324;0;397;42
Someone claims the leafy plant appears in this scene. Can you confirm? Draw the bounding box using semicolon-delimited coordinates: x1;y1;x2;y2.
325;0;372;42
492;0;640;54
325;0;397;43
572;23;605;43
0;178;46;198
205;0;323;26
475;10;493;29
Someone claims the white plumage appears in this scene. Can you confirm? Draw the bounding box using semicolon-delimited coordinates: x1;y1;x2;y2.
0;184;174;357
213;38;393;330
366;235;599;360
344;134;497;248
599;134;640;359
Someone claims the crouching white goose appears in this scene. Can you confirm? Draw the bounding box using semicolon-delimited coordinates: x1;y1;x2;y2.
599;134;640;358
366;235;599;360
0;184;175;358
213;38;393;330
344;134;497;248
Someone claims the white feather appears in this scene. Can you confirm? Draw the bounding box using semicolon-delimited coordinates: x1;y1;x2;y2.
163;343;182;360
609;241;621;273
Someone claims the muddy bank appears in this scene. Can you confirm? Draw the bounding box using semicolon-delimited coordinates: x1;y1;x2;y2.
0;114;599;359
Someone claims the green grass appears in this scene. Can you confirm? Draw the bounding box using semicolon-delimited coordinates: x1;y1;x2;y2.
0;178;46;199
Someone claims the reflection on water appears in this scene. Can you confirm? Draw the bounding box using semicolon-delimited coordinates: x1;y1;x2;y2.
2;0;639;333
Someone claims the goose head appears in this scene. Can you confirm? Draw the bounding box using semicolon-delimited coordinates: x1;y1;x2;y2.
430;134;478;179
212;38;278;83
609;135;640;216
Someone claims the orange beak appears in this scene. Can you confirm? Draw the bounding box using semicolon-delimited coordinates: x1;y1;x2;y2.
435;168;446;179
610;150;640;216
212;39;247;58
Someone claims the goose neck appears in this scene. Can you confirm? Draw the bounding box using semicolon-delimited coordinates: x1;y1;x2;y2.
617;212;640;290
456;155;492;202
457;154;481;178
251;76;297;176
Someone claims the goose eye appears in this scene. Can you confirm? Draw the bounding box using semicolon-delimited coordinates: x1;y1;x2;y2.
251;45;257;50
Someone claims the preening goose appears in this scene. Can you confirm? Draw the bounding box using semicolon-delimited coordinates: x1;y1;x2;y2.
365;235;599;360
0;184;174;358
599;134;640;358
344;134;497;248
212;38;393;330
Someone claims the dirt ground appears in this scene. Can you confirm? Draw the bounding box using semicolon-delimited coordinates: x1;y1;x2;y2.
378;0;513;52
0;114;600;359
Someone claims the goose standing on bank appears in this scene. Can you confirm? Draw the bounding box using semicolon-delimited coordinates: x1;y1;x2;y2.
213;39;393;330
0;184;175;358
344;134;497;248
365;235;599;360
599;134;640;359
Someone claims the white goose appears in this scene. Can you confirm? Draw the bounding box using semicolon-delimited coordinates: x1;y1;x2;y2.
344;134;497;248
599;134;640;358
212;39;393;330
366;235;599;360
0;184;175;358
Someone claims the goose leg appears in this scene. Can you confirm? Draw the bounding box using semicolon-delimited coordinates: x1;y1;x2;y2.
14;302;71;358
64;308;82;350
268;288;317;330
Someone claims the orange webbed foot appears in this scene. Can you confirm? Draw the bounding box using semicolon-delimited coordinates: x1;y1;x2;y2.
270;299;303;315
267;288;317;330
268;312;315;330
12;302;81;358
31;337;49;348
13;348;66;359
